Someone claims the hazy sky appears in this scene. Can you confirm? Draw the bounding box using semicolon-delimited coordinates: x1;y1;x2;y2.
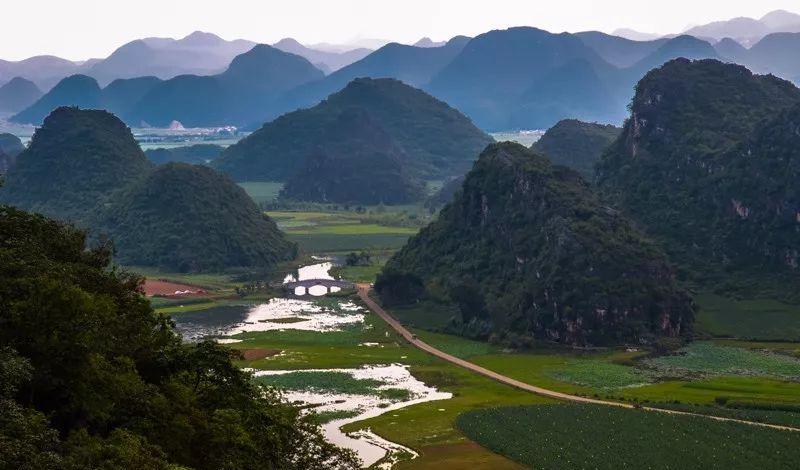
2;0;799;60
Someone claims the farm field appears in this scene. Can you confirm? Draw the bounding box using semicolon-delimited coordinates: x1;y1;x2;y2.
133;220;800;468
267;210;422;253
694;292;800;341
456;404;800;469
207;294;550;468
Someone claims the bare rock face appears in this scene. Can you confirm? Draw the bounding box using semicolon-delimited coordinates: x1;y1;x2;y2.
377;142;695;346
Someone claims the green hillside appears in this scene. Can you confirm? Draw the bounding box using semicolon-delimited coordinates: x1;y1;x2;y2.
598;59;800;295
532;119;621;180
95;162;296;272
0;106;152;221
215;77;493;181
279;108;425;204
377;142;694;346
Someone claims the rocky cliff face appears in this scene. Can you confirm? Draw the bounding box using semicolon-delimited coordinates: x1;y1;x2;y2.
598;59;800;291
378;142;694;346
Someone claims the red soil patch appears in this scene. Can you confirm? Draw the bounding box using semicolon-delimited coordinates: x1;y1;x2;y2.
239;348;281;361
143;279;208;297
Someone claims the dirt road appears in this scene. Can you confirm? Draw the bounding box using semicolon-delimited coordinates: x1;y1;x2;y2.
356;284;800;432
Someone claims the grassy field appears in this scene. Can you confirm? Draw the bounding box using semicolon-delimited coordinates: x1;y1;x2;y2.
134;203;800;467
644;341;800;380
266;210;419;253
694;292;800;341
126;266;240;290
218;296;549;468
331;262;385;283
457;404;800;469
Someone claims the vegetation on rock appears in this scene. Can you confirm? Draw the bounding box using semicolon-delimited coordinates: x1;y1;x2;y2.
1;107;295;272
597;59;800;293
0;107;152;221
0;133;25;173
95;162;296;272
215;77;492;182
377;142;694;345
531;119;621;181
278;108;425;204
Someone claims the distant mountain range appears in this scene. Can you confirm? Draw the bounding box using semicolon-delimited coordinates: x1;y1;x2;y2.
86;31;257;86
685;10;800;46
12;44;324;127
0;77;42;113
272;38;372;73
0;31;372;91
5;11;800;132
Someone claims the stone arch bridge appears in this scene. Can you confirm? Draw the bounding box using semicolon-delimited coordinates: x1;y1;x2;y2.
281;279;354;296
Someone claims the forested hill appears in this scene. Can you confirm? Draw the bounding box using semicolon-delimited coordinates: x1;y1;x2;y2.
214;77;492;182
0;133;25;173
0;107;295;273
597;58;800;294
0;204;356;469
279;108;425;205
94;162;296;272
531;119;621;180
0;106;152;222
376;142;694;346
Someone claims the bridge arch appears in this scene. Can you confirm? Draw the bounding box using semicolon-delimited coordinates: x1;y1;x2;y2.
282;278;354;297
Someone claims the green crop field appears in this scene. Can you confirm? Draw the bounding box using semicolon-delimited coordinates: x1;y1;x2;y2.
266;210;419;253
694;292;800;341
549;360;653;390
644;341;800;381
650;403;800;428
457;404;800;469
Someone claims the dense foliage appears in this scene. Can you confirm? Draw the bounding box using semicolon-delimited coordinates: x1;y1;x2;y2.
456;404;800;469
279;108;425;204
0;204;357;469
0;107;153;221
424;175;465;210
531;119;621;180
126;45;324;128
95;162;296;272
377;142;694;345
144;144;224;165
0;133;24;173
597;59;800;292
1;107;294;272
215;77;493;181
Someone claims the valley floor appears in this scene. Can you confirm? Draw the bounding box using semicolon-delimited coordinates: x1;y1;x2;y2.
143;205;800;469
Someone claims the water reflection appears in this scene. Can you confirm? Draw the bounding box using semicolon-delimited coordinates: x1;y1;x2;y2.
172;305;251;341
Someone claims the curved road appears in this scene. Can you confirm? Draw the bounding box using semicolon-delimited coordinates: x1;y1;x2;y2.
357;284;800;432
